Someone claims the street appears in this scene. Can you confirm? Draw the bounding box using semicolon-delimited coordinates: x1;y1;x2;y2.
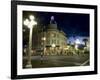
23;54;89;68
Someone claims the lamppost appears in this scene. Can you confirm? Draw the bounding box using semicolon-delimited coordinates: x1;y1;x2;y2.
41;37;46;55
24;15;37;68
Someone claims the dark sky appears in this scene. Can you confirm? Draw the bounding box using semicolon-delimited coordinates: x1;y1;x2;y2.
23;11;90;37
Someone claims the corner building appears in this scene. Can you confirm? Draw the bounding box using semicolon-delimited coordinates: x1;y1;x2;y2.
32;16;67;55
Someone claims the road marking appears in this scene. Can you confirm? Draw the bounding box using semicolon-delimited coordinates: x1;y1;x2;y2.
80;59;89;66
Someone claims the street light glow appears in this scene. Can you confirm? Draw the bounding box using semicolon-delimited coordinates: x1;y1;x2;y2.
23;15;37;68
42;37;46;41
75;39;80;44
28;20;37;28
24;19;29;26
24;15;37;29
29;15;35;20
52;43;56;48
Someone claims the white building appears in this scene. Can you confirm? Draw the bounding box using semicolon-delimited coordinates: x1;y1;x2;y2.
32;16;67;55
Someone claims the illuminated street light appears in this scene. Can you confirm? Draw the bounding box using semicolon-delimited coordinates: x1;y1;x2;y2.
75;39;80;50
24;19;29;26
29;15;35;20
75;39;81;44
52;43;56;48
42;37;46;41
24;15;37;29
24;15;37;68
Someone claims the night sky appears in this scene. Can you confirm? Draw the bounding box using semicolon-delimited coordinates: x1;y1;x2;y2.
23;11;89;40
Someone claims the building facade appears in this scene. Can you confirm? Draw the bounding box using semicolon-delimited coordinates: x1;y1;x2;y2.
32;16;67;55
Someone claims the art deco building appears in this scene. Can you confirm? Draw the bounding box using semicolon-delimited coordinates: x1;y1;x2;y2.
32;16;67;55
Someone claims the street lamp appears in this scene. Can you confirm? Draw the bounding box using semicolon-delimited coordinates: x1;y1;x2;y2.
24;15;37;68
42;37;46;41
41;37;46;55
52;43;56;48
